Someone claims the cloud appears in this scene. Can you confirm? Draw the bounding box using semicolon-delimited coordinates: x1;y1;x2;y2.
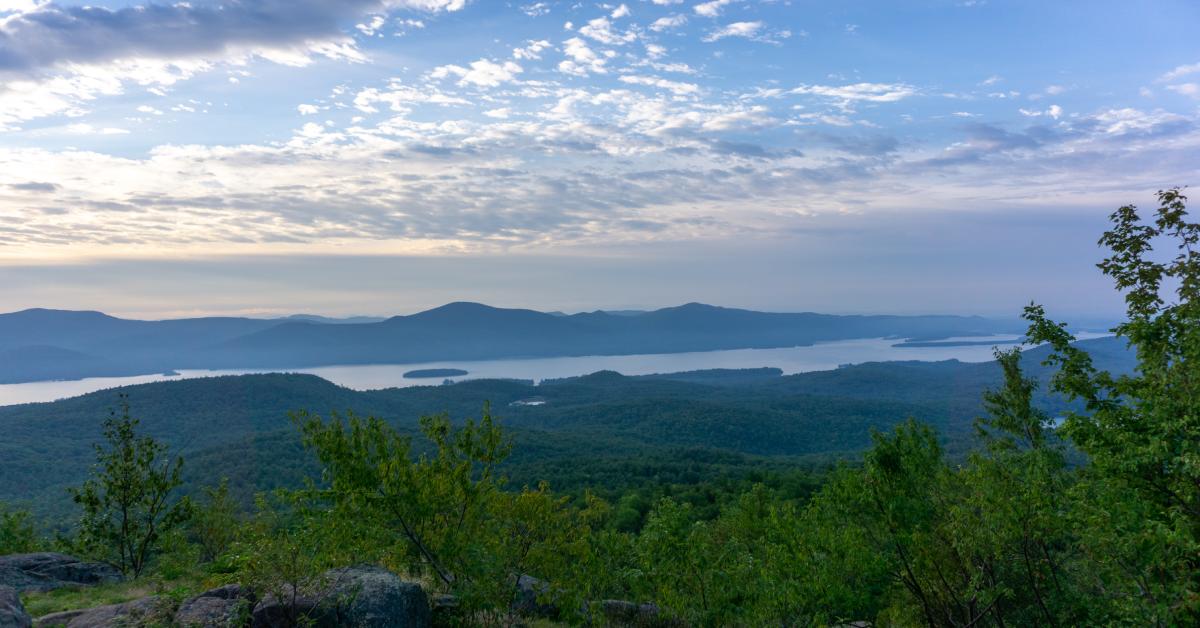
0;1;465;77
1019;104;1063;119
1160;62;1200;82
7;181;59;193
703;21;790;44
558;37;607;76
791;82;917;104
619;74;700;96
578;16;637;45
694;0;733;18
513;39;551;60
650;14;687;32
431;59;523;88
1168;83;1199;99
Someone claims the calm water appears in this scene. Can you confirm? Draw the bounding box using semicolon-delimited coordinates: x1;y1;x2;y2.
0;333;1109;407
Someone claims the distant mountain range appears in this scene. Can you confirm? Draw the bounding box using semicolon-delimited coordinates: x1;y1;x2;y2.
0;302;1025;384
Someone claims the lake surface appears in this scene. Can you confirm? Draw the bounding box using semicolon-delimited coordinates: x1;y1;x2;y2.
0;333;1110;407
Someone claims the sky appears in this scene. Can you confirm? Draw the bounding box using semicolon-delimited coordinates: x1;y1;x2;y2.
0;0;1197;319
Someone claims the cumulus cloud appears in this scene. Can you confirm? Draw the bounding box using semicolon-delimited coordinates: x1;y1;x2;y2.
694;0;733;18
650;14;687;31
431;59;523;88
558;37;607;76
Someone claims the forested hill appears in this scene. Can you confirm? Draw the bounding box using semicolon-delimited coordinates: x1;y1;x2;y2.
0;302;1024;383
0;336;1128;519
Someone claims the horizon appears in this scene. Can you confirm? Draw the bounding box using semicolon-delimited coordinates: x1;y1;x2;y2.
0;299;1110;325
3;1;1197;319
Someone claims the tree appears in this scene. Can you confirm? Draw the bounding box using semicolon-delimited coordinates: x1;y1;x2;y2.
0;502;37;554
1023;188;1200;624
188;478;242;564
69;396;190;578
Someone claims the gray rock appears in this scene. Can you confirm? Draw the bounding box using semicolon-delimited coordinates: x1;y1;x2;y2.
324;567;428;628
56;597;162;627
32;610;84;628
174;585;253;627
252;566;429;628
0;586;32;628
512;574;558;619
0;555;121;593
251;584;333;628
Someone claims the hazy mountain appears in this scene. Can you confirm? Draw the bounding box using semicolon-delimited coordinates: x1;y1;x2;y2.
0;302;1025;384
281;314;388;325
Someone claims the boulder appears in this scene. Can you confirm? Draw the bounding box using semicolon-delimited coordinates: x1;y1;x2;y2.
512;574;558;619
174;585;253;627
250;584;332;628
0;586;32;628
324;567;429;627
252;566;429;628
50;597;163;628
32;610;85;628
0;555;121;593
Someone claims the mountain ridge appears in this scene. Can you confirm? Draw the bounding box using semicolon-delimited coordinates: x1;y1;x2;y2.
0;302;1025;384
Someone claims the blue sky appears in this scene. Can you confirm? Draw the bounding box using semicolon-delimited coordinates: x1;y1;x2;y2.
0;0;1197;318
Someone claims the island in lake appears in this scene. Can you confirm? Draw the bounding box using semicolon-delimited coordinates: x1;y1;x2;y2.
403;368;469;379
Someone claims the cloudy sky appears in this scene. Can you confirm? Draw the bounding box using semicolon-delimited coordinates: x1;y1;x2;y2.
0;0;1197;319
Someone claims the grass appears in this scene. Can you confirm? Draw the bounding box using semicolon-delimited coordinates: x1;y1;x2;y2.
19;575;206;620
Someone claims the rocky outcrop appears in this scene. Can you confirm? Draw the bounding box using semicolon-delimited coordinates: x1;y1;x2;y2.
44;597;164;627
0;586;32;628
252;566;429;628
174;585;253;627
0;555;121;593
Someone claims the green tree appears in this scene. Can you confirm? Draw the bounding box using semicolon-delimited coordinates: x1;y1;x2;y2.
1024;188;1200;624
188;478;243;564
0;502;38;554
69;396;190;578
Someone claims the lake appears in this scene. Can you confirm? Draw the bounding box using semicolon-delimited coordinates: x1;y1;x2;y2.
0;333;1110;407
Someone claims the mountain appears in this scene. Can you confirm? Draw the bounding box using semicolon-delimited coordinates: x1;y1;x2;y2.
0;336;1129;520
0;302;1025;384
282;314;387;325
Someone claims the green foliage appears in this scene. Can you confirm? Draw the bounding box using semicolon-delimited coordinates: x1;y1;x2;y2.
1024;188;1200;624
0;502;38;554
68;396;190;579
224;494;344;627
187;478;243;564
294;405;596;622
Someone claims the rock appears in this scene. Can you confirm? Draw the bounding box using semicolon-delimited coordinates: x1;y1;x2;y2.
250;584;332;628
324;566;429;627
429;594;459;625
53;597;163;627
174;585;253;627
32;610;84;628
0;586;32;628
252;566;429;628
512;574;558;619
0;555;121;593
